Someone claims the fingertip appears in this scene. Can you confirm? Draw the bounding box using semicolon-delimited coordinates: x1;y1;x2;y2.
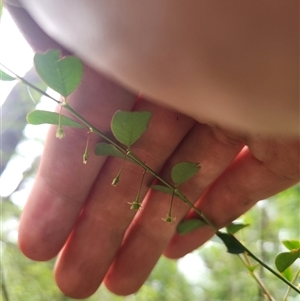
104;272;142;297
55;275;98;299
18;216;58;261
17;196;73;261
54;254;103;299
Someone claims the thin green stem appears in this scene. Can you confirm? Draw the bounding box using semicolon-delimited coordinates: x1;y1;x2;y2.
229;235;300;295
130;169;147;209
111;154;126;186
248;252;300;294
168;188;175;216
63;103;120;147
0;63;61;103
8;74;298;295
175;190;218;231
239;253;276;301
82;130;91;164
138;169;147;198
283;267;300;301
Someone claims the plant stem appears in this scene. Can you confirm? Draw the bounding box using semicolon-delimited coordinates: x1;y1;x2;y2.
229;235;300;295
9;73;299;295
128;170;146;210
283;267;300;301
240;253;276;301
64;103;122;148
0;63;60;103
168;188;175;216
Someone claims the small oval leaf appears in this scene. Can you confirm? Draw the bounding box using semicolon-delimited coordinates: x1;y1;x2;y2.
151;185;174;195
282;240;300;251
0;69;16;81
177;219;207;235
111;111;152;147
171;162;200;185
34;50;83;97
94;142;125;158
217;232;247;255
275;250;300;273
27;110;84;128
226;222;250;235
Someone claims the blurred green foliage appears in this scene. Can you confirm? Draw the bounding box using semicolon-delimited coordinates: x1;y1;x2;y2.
2;184;299;300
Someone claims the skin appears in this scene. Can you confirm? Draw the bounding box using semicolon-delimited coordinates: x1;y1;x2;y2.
5;1;300;298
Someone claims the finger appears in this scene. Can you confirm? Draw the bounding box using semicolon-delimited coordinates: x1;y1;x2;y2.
54;100;195;298
165;138;300;258
103;125;245;295
6;4;71;54
18;65;137;260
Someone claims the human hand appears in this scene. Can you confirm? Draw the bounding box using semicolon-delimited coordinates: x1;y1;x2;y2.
6;2;299;299
14;0;299;136
18;68;299;298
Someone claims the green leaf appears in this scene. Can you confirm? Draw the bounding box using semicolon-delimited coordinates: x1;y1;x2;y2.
151;185;174;195
111;111;152;147
226;222;250;235
275;250;300;273
27;110;84;128
0;69;16;81
34;50;83;97
281;266;294;282
94;142;125;158
171;162;200;185
282;240;300;251
216;232;247;255
177;219;207;235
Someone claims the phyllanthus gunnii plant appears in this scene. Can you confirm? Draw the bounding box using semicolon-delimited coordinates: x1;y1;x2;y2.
1;50;299;300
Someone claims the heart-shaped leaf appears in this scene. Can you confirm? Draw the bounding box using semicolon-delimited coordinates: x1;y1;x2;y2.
94;142;125;158
275;250;300;272
282;240;300;251
171;162;200;185
226;222;250;235
0;69;16;81
177;219;207;235
34;50;83;97
27;110;84;128
216;232;247;255
111;111;152;147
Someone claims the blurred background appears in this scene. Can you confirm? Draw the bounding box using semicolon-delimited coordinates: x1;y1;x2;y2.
1;5;299;301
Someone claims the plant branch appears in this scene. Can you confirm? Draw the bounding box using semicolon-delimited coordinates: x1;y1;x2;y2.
0;63;61;103
239;253;276;301
283;267;300;301
6;70;299;296
230;235;300;294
